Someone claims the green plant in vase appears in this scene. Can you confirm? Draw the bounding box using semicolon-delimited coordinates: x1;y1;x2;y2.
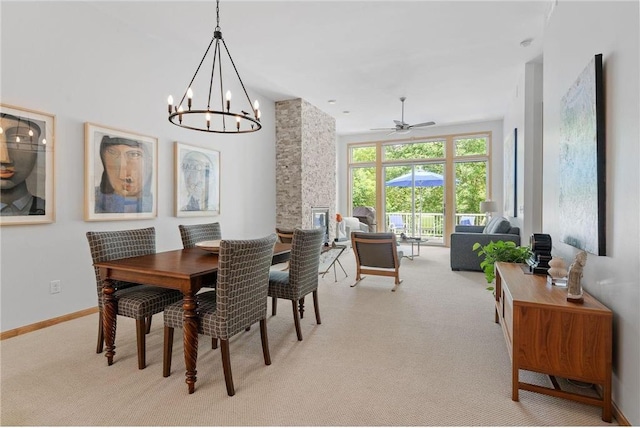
472;240;532;289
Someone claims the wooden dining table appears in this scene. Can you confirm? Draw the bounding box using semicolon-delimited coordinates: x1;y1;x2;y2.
94;242;291;394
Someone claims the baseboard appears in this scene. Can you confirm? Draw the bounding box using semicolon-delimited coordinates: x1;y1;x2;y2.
0;307;98;340
613;401;631;426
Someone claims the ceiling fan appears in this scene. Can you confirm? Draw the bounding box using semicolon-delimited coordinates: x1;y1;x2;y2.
371;96;435;134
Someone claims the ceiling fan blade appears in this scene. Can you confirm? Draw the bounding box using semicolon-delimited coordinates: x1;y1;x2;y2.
370;127;397;131
409;121;436;128
393;120;406;126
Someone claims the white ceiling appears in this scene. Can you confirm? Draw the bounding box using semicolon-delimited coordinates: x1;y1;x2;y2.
89;1;551;135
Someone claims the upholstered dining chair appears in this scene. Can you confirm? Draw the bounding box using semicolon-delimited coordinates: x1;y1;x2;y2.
86;227;183;369
275;227;294;270
275;227;294;243
162;234;277;396
179;222;222;290
179;222;222;248
350;232;403;292
268;228;324;341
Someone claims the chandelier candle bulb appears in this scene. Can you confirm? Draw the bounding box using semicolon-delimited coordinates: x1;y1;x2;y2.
226;90;231;111
187;88;193;110
178;105;184;123
206;112;211;130
236;116;240;131
167;96;173;114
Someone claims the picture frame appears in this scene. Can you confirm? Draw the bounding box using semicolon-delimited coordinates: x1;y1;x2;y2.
559;54;606;255
84;123;158;221
174;142;220;217
1;104;55;225
503;128;517;218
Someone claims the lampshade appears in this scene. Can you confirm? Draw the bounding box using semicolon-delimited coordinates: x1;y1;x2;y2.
480;200;497;213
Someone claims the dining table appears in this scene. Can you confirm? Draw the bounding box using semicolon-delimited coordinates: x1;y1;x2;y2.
94;241;292;394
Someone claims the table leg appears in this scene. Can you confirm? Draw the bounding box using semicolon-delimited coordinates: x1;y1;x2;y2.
182;292;198;394
298;297;305;319
102;277;117;365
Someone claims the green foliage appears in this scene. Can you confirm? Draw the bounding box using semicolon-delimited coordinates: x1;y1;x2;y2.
350;138;489;216
472;240;532;284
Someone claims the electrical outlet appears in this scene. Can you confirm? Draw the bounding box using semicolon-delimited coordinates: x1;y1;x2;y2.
50;280;61;294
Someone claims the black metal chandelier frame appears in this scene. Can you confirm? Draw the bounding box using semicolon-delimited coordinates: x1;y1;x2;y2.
167;0;261;134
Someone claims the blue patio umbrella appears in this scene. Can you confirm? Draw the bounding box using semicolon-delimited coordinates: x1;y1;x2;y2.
385;169;445;188
385;169;445;237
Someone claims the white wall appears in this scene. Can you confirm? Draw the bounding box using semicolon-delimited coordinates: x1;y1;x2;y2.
542;1;639;424
337;120;504;220
503;61;544;240
0;2;277;331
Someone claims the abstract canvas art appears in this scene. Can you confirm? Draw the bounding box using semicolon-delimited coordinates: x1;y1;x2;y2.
503;128;517;218
558;54;606;255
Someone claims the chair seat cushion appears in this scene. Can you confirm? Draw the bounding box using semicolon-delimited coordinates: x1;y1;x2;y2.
163;291;217;331
114;285;182;319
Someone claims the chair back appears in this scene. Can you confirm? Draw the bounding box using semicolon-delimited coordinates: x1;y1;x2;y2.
351;232;400;269
179;222;222;248
275;227;294;243
389;214;404;230
208;234;277;339
86;227;156;307
289;228;325;296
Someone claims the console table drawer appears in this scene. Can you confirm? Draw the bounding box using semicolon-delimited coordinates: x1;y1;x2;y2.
516;305;610;382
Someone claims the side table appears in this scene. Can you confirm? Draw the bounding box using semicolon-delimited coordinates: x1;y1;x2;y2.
400;237;428;260
319;244;348;282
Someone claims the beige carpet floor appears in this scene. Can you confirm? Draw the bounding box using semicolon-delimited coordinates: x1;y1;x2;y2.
0;246;615;426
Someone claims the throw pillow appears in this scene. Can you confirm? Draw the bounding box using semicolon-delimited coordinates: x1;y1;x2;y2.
482;216;500;234
493;219;513;234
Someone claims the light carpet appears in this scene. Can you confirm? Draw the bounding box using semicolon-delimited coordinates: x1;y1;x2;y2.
0;246;615;426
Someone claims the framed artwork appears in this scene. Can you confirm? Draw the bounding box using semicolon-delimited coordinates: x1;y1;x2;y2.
559;54;606;255
1;104;55;225
174;142;220;217
503;128;517;218
84;123;157;221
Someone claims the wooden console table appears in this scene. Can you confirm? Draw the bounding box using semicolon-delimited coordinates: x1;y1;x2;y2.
494;262;612;422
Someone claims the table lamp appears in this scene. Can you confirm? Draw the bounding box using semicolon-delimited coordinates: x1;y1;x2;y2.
480;200;497;224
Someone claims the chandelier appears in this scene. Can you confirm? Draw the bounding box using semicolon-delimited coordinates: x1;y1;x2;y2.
167;0;261;134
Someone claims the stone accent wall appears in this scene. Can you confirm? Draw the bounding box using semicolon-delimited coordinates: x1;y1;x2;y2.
275;98;336;240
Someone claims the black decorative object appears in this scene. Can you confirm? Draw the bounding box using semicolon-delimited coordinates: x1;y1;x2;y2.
527;233;552;275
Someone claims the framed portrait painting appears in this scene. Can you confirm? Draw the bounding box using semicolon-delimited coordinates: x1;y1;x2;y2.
84;123;157;221
1;104;55;225
174;142;220;217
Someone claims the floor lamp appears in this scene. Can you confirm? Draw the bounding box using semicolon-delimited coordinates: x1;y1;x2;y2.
480;201;497;225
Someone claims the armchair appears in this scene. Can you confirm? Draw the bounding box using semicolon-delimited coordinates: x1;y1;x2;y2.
351;232;404;291
450;216;521;271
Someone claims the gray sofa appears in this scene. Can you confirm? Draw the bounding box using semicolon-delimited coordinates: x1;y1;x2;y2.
450;216;521;271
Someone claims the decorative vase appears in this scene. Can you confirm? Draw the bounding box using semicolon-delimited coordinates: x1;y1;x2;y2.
548;257;568;278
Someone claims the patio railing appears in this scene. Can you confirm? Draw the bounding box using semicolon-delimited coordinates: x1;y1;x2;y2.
385;212;485;240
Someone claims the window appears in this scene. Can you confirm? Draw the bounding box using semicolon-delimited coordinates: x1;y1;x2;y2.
348;132;492;246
